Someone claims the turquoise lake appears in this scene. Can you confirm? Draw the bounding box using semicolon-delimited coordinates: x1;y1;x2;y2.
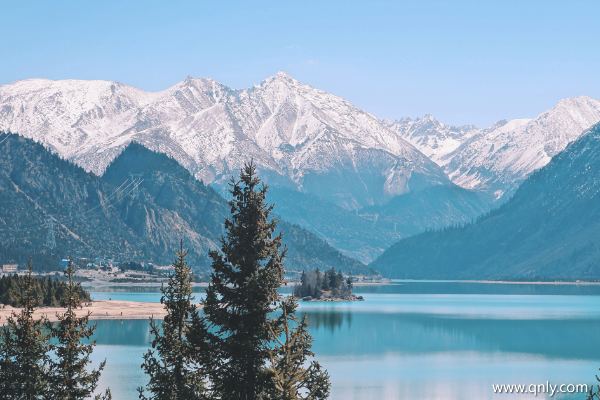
85;282;600;399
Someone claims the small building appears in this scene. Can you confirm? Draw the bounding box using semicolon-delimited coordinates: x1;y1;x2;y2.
60;259;70;267
2;264;18;273
154;265;174;272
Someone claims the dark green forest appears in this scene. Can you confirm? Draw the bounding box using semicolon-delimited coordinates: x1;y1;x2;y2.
0;273;91;307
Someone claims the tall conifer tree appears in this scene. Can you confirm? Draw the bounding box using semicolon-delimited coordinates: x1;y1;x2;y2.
203;161;286;400
263;297;330;400
139;241;210;400
0;259;50;399
0;322;14;396
47;255;111;400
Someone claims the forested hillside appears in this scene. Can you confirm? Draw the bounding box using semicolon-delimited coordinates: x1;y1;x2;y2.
0;133;376;276
370;122;600;281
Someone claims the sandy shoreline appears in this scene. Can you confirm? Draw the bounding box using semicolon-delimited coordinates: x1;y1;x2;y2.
80;282;210;288
0;300;203;325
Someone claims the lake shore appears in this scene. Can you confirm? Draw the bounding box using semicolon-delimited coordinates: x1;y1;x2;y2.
80;281;210;288
465;280;600;285
384;279;600;285
0;300;202;325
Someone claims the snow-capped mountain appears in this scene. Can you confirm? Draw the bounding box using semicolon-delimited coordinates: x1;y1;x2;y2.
370;121;600;280
386;96;600;203
0;72;450;210
382;115;480;163
442;96;600;203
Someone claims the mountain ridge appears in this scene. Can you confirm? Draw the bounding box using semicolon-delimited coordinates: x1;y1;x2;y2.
0;133;375;276
386;95;600;203
0;72;450;210
369;121;600;280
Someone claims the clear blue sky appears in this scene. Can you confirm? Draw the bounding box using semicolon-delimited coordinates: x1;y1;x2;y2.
1;0;599;127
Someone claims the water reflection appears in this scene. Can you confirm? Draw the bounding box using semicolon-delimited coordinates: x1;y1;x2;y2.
91;307;600;361
86;284;600;399
356;282;600;296
306;311;352;332
304;311;600;361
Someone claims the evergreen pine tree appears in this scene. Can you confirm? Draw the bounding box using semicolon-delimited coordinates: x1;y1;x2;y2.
0;320;18;397
44;276;56;306
312;284;322;299
315;269;322;292
203;161;286;400
0;259;50;399
262;297;330;400
138;241;210;400
346;273;353;289
327;268;337;291
47;255;111;400
320;270;329;292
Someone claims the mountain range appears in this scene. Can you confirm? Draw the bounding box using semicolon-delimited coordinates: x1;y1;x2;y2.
0;72;451;210
0;73;495;263
0;133;374;276
370;122;600;280
2;72;599;276
384;95;600;203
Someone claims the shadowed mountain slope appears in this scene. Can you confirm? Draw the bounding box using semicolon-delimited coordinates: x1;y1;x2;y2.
268;185;489;264
369;122;600;280
0;134;375;275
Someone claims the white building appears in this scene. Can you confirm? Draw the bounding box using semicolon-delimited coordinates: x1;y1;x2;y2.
2;264;18;273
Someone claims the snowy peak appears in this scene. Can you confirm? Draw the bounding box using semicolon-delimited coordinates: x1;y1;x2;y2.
386;95;600;204
383;115;479;161
0;73;449;210
441;95;600;203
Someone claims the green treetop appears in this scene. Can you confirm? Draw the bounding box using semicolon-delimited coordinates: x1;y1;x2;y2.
263;297;331;400
203;161;287;399
0;259;50;399
47;255;111;400
139;241;210;400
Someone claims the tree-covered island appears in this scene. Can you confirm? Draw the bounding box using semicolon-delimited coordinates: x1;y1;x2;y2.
293;268;364;301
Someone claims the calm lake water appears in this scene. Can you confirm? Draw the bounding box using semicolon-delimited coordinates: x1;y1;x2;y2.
85;281;600;399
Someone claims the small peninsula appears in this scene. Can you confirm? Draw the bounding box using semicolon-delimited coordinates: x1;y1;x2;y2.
293;268;364;302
